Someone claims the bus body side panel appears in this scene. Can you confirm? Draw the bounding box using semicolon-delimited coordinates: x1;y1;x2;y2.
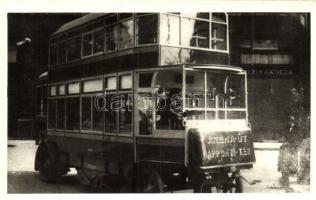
47;132;134;175
135;137;185;164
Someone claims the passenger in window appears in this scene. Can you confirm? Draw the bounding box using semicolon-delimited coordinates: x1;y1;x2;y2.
139;109;152;135
168;88;184;130
156;87;184;130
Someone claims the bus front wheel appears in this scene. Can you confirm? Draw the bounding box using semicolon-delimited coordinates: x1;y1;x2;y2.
136;169;164;193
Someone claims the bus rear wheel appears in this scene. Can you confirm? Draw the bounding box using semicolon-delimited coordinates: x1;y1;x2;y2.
136;170;164;193
37;143;63;182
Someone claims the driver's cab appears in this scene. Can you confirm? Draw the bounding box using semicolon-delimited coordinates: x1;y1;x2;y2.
134;65;249;137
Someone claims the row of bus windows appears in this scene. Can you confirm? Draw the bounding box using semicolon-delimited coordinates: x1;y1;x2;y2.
48;94;132;133
50;14;158;65
49;74;132;96
50;13;227;66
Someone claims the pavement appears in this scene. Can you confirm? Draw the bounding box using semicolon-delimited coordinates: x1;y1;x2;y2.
7;140;310;193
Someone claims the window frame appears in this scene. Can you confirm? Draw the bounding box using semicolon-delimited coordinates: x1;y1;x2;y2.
159;12;229;54
117;71;133;136
135;13;159;47
67;35;82;63
118;15;135;50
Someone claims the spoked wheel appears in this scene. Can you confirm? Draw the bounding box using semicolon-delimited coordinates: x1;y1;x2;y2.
37;143;63;182
137;170;164;193
222;172;243;193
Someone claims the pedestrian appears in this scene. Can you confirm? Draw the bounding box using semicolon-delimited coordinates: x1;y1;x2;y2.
278;88;305;188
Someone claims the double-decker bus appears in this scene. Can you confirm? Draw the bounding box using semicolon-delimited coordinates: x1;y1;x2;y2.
34;13;255;193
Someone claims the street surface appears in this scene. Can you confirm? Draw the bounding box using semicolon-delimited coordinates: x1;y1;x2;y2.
7;140;309;193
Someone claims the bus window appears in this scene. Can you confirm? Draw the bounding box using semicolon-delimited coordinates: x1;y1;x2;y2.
66;97;80;130
118;94;133;134
58;84;65;95
67;36;81;61
50;85;56;96
119;19;134;49
67;82;80;94
119;74;132;90
211;22;227;51
93;29;105;54
57;99;65;129
181;17;210;48
138;93;153;135
82;97;92;130
83;79;103;93
92;96;104;131
211;13;227;23
185;70;206;120
83;33;93;57
105;76;117;91
155;69;184;130
105;94;117;133
160;14;180;46
48;99;56;129
50;44;57;66
138;72;154;88
135;14;158;45
106;24;118;51
58;41;66;64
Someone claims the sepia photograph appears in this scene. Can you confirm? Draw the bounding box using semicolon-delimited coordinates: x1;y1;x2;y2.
4;5;312;196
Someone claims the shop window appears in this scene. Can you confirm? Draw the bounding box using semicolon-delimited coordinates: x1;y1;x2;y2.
66;97;80;130
160;14;180;45
181;18;209;48
119;19;134;49
92;96;104;131
48;100;56;129
93;29;105;54
83;33;93;56
105;76;117;91
83;79;103;93
82;97;92;130
57;99;65;129
50;44;57;65
67;36;81;61
211;23;227;51
106;24;118;51
136;15;158;45
67;82;80;94
58;41;66;64
119;74;132;90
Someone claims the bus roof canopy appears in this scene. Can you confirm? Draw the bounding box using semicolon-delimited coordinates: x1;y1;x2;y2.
52;13;107;36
